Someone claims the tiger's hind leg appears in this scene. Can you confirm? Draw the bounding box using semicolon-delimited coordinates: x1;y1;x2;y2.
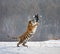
17;41;22;47
22;42;28;48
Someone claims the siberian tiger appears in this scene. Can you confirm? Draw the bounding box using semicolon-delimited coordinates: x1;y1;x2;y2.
17;14;39;47
9;14;39;47
17;19;39;47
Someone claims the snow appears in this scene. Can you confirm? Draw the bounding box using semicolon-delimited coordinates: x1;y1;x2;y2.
0;40;60;54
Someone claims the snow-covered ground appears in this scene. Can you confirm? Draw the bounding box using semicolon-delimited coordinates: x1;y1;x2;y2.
0;40;60;54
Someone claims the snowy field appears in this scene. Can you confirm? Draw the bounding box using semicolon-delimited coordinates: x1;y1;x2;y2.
0;40;60;54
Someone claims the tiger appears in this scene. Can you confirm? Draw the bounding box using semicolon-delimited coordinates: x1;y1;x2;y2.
17;20;39;47
17;14;39;47
8;14;39;47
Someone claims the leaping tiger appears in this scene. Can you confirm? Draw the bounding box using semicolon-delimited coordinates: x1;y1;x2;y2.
9;14;39;47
